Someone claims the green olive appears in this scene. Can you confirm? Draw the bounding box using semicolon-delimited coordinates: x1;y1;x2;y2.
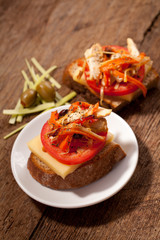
20;89;37;108
36;81;55;102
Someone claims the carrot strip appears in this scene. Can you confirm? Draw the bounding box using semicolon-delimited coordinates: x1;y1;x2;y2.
112;70;147;97
69;102;99;118
69;101;91;112
101;57;138;71
48;111;61;127
85;102;99;116
59;134;73;152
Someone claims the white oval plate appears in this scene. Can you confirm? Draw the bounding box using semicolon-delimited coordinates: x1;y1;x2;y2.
11;105;138;209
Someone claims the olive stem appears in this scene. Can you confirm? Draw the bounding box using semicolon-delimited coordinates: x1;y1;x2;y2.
9;80;28;124
25;59;38;83
3;102;56;115
55;91;77;108
8;99;21;124
31;57;61;89
21;70;34;89
3;124;27;139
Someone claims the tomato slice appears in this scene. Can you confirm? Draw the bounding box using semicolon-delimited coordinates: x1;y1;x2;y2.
41;121;107;165
86;45;145;96
87;65;145;96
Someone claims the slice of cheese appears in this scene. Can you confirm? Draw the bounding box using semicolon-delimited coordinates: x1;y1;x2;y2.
27;135;81;179
106;132;114;144
73;67;138;102
27;133;113;179
116;91;137;102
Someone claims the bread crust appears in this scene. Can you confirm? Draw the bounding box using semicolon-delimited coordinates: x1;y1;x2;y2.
62;59;160;111
27;141;126;190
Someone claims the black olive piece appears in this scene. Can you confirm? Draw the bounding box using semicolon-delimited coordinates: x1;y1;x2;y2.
104;46;113;58
58;109;69;118
73;133;82;139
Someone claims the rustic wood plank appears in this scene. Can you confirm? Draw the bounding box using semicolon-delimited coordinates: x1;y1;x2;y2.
0;0;160;239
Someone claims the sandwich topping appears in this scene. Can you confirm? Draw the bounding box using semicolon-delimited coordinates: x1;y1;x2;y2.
75;38;152;103
41;102;112;165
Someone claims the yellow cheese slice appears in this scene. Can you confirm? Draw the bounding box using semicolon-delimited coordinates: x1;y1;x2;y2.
116;91;137;102
27;135;81;179
74;71;136;102
27;132;113;179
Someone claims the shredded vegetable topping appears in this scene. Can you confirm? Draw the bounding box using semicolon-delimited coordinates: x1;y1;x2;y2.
44;102;111;154
76;38;152;103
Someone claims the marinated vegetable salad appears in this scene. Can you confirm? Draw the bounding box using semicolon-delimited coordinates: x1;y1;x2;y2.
76;38;152;103
41;101;112;165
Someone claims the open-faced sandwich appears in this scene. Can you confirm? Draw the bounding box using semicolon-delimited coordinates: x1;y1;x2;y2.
63;38;159;111
27;101;126;189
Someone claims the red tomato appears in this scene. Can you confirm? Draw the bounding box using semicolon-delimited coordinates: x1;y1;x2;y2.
87;65;145;96
41;121;107;165
86;45;145;96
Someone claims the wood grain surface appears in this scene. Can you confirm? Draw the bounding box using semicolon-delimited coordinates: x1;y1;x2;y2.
0;0;160;239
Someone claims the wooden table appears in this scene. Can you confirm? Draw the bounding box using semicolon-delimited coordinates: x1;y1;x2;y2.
1;0;160;239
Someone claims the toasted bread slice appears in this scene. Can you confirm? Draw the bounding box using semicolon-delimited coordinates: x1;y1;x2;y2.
63;59;159;111
27;141;126;190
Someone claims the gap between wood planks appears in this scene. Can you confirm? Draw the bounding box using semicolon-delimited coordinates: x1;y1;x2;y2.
140;10;160;46
29;207;48;239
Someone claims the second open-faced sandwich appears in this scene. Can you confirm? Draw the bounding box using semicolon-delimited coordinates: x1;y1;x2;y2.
27;101;126;189
63;38;159;111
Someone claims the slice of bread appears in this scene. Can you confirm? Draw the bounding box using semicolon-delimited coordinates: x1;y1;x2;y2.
63;59;159;111
27;141;126;190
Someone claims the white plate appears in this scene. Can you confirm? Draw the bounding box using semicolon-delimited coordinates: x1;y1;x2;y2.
11;105;138;209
